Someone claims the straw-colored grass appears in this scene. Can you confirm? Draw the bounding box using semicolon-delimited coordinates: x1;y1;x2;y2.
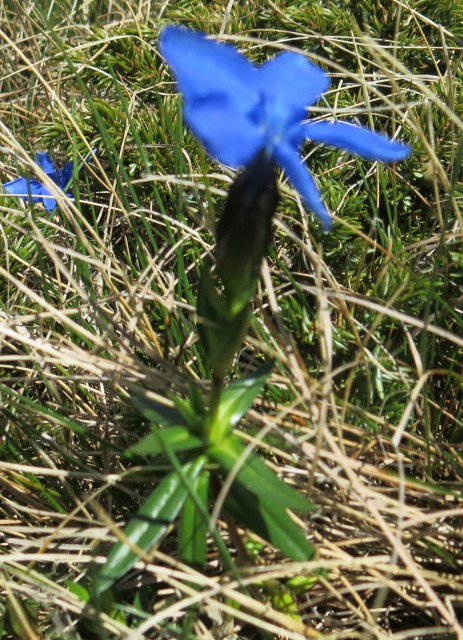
0;0;462;638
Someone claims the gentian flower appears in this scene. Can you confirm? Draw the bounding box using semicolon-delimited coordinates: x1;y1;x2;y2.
160;26;411;228
3;152;74;211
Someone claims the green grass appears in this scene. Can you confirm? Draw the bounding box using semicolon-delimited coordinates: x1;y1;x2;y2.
1;0;463;638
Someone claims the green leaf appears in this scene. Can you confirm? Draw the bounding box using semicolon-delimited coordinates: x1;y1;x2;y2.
187;382;207;419
173;395;204;432
179;469;210;566
270;589;300;620
66;580;90;602
127;426;205;456
129;383;186;427
286;574;323;594
262;580;301;620
225;480;315;561
210;360;274;441
93;456;207;596
208;435;316;514
129;381;206;434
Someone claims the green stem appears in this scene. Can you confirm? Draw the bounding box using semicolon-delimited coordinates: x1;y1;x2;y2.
157;434;236;574
206;372;224;443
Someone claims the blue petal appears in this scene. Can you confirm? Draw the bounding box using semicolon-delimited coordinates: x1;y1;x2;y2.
160;26;259;114
38;187;58;211
274;141;332;228
59;161;74;187
4;177;43;198
34;152;57;177
3;177;58;210
303;121;411;162
184;96;264;167
258;52;330;130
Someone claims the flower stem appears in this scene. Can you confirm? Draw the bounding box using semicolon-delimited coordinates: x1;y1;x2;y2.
206;372;224;443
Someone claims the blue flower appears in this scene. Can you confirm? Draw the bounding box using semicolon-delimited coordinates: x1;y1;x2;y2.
160;26;411;228
3;152;74;211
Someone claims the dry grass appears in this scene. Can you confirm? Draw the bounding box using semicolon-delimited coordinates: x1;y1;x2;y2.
0;0;462;638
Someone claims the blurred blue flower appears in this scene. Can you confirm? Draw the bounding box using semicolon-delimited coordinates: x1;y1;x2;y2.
3;152;74;211
160;26;411;228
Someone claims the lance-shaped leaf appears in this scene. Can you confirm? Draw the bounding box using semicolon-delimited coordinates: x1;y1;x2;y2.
224;479;315;561
127;425;205;457
209;360;274;442
128;383;187;428
179;469;210;566
93;456;207;596
208;435;315;514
